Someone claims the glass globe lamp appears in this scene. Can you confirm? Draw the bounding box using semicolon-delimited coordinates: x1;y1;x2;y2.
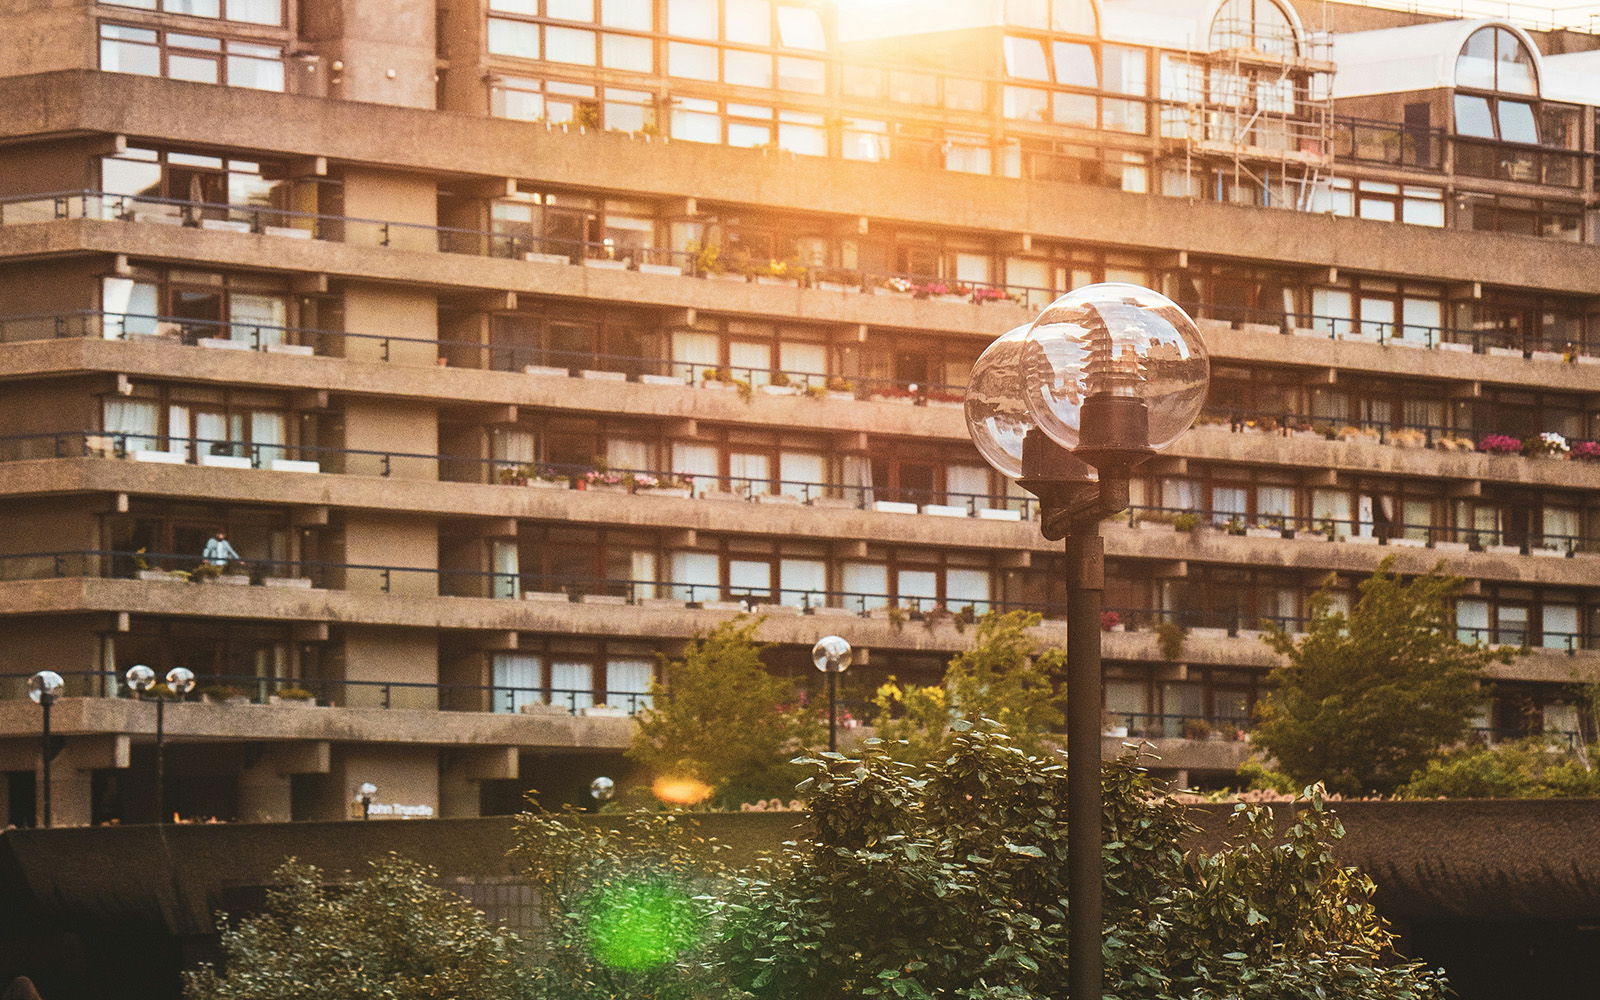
166;667;196;695
28;671;64;705
811;635;852;673
962;323;1038;481
590;776;616;802
125;664;156;694
1019;283;1208;470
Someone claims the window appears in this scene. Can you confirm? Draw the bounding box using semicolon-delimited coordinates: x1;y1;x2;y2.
104;0;281;23
101;22;285;89
1456;25;1537;95
1210;0;1298;57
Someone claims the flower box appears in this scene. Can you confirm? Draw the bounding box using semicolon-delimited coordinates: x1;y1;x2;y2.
933;293;967;303
524;252;570;265
1388;537;1427;548
519;701;573;716
202;574;252;586
1244;528;1280;538
266;343;315;356
1291;327;1329;339
1344;535;1380;545
1337;331;1377;344
872;286;911;297
268;695;318;707
200;218;252;234
263;225;312;239
582;257;629;270
131;448;186;464
637;262;684;276
1137;520;1175;533
755;276;799;287
1486;545;1522;556
580;705;629;717
1530;547;1567;559
1531;350;1565;362
872;500;919;514
579;594;628;605
263;577;314;589
751;602;801;616
199;453;252;469
922;504;969;518
639;597;688;609
825;390;855;401
698;600;746;612
580;369;626;381
1577;354;1600;366
137;569;187;582
699;380;737;392
583;482;629;493
198;337;251;351
524;591;571;603
523;364;569;377
808;606;855;617
270;457;321;473
976;508;1023;521
1189;627;1230;639
699;490;743;502
523;478;569;489
637;487;692;498
760;384;799;396
815;281;857;292
640;374;685;386
1437;341;1474;353
756;493;802;505
1431;541;1469;552
705;271;748;283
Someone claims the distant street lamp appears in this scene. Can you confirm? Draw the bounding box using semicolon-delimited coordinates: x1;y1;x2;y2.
28;671;64;829
965;284;1209;1000
589;776;615;806
126;665;195;824
811;635;853;752
357;781;378;820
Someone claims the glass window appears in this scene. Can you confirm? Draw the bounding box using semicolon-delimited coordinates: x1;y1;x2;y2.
604;87;653;129
668;41;718;80
488;18;540;58
777;56;824;93
726;0;771;45
842;562;888;610
1053;40;1096;87
493;654;542;713
547;0;594;20
545;25;597;64
1003;86;1048;122
607;659;654;709
1453;94;1494;138
1003;36;1050;81
549;661;594;711
946;569;991;613
165;0;219;16
1102;45;1146;94
670;551;719;601
668;0;717;38
103;0;158;8
227;41;283;91
729;559;772;597
490;0;537;11
1497;100;1538;144
1051;0;1095;33
228;0;281;24
777;110;827;155
843;64;882;100
776;6;825;49
100;24;161;77
889;70;937;105
602;32;653;71
779;558;827;608
1005;0;1047;28
843;118;888;161
1455;26;1495;89
601;0;652;29
725;48;773;87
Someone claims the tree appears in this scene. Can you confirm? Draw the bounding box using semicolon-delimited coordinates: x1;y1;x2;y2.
185;855;534;1000
873;610;1066;764
1253;559;1517;797
628;616;822;808
516;725;1448;1000
1398;737;1600;799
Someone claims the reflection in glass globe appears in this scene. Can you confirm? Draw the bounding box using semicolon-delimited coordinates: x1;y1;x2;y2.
125;664;156;693
811;635;853;673
28;671;64;705
962;324;1037;481
1020;283;1209;453
590;776;616;801
166;666;196;694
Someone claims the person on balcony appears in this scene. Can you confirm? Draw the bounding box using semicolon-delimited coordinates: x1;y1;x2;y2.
202;531;241;569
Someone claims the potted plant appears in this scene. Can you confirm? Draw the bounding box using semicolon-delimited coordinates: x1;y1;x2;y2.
1155;620;1187;661
1180;718;1212;740
1572;441;1600;462
1477;433;1522;456
761;370;799;395
1172;512;1199;533
271;686;317;706
1390;428;1427;449
1223;517;1247;536
197;683;247;704
1523;432;1570;459
824;376;855;400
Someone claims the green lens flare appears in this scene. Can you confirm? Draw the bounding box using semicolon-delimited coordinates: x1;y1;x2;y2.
583;880;703;971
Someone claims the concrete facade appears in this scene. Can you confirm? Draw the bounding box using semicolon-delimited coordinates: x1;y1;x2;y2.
0;0;1598;823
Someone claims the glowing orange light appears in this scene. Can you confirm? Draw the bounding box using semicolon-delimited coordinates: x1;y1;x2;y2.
652;777;712;805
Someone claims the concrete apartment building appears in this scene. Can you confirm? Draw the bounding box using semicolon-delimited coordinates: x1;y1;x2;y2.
0;0;1596;826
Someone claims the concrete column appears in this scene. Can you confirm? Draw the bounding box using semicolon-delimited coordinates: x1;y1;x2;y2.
440;747;518;819
298;0;437;109
342;626;438;709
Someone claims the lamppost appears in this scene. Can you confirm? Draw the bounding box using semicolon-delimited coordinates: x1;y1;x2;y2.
126;665;196;824
964;285;1209;999
27;671;64;828
811;635;853;752
357;781;377;820
589;775;615;807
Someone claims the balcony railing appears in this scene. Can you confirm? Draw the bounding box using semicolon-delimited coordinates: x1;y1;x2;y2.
0;670;649;715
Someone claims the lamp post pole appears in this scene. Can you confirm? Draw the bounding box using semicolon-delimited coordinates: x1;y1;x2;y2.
28;672;64;829
358;781;377;820
811;636;853;753
965;286;1210;999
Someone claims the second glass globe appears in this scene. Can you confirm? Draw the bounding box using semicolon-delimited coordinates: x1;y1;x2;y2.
1019;283;1209;454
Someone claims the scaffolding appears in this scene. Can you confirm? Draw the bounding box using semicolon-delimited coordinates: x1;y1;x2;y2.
1159;16;1336;210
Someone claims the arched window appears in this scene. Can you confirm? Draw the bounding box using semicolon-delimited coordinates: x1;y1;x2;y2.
1209;0;1297;57
1455;26;1537;95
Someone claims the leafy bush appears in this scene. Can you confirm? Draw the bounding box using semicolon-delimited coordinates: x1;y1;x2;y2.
1398;738;1600;799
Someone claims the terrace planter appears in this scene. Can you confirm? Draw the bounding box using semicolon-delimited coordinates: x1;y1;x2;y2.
137;570;187;582
579;594;628;606
1432;541;1470;552
637;263;684;276
922;504;970;518
705;271;748;283
524;251;570;265
201;574;252;586
1531;350;1565;362
523;591;571;603
269;459;320;473
872;500;919;514
263;577;314;589
755;276;799;287
976;508;1023;521
581;258;629;270
815;281;858;293
1438;341;1474;353
523;478;569;489
1137;520;1175;533
1486;545;1522;556
760;384;799;396
825;390;855;401
698;600;746;612
640;374;685;386
580;706;629;717
869;394;917;405
580;369;626;381
1530;547;1567;558
1388;537;1427;548
523;364;569;377
268;696;318;708
1344;535;1380;545
637;487;692;498
1244;528;1280;539
1487;346;1524;358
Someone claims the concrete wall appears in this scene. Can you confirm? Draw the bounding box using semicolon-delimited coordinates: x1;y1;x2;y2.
298;0;437;110
0;2;90;81
340;624;438;707
339;511;438;595
340;394;438;478
342;280;438;365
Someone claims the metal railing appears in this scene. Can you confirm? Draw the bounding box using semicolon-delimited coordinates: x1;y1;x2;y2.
0;670;650;715
1183;300;1593;357
1190;404;1598;458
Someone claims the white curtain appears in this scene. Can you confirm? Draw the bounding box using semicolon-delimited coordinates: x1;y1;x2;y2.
945;568;991;614
103;399;158;450
606;658;654;711
672;330;719;380
779;558;827;608
230;293;286;347
842;454;874;506
671;442;718;494
897;569;939;610
491;428;536;472
102;277;158;338
167;405;193;459
196;411;231;457
729;451;769;495
549;661;594;711
1543;605;1578;650
1455;600;1489;643
493;653;541;713
778;451;823;499
493;540;520;599
728;559;772;601
728;340;771;385
669;551;719;602
606;437;651;475
778;341;826;382
946;464;989;508
842;562;888;612
251;410;286;467
630;550;656;600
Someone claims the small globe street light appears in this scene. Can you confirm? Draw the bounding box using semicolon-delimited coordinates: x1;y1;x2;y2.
965;284;1209;1000
126;665;196;825
357;781;378;820
28;671;64;829
589;776;615;806
811;635;853;752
